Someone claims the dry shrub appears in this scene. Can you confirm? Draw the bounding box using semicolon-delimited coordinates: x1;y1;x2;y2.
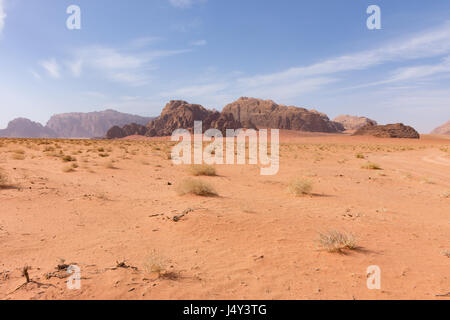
62;155;76;162
0;170;9;188
318;230;357;253
12;154;25;160
144;251;167;275
288;178;313;196
104;161;117;169
190;164;217;176
355;153;365;159
361;162;382;170
62;165;75;173
177;178;217;197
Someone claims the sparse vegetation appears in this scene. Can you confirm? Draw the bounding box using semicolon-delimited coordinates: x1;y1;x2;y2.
190;164;217;176
317;230;357;253
361;162;382;170
12;154;25;160
288;178;313;196
104;161;117;169
0;170;10;188
144;251;167;276
440;191;450;199
177;178;217;197
62;165;76;173
355;153;365;159
62;155;77;162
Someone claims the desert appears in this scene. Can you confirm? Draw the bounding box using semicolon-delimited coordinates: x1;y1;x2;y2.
0;131;449;300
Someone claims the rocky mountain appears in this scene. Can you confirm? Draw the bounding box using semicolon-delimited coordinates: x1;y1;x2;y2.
431;121;450;135
333;115;377;131
46;109;154;138
106;100;253;139
107;97;346;139
222;97;344;133
0;118;57;138
145;100;250;137
106;123;148;139
353;123;420;139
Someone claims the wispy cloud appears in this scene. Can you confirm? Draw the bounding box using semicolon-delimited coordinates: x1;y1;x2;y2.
238;21;450;88
40;59;61;79
64;43;190;86
190;40;207;46
0;0;7;34
169;0;207;9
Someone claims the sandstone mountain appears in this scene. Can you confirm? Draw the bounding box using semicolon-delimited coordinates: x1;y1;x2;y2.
46;109;154;138
106;100;253;139
222;97;344;133
0;118;57;138
353;123;420;139
333;115;377;131
431;120;450;135
146;100;251;137
107;97;346;139
106;123;148;139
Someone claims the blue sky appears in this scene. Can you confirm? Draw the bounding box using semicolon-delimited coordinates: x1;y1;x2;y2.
1;0;450;132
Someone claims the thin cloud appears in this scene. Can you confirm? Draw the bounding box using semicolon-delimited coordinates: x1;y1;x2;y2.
238;21;450;88
169;0;207;9
0;0;7;34
40;59;61;79
65;45;190;86
190;40;207;46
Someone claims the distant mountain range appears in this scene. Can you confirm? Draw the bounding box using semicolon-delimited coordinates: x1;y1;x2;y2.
3;99;444;139
0;110;154;139
431;120;450;135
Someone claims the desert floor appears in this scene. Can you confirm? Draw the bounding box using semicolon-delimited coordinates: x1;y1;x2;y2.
0;132;449;300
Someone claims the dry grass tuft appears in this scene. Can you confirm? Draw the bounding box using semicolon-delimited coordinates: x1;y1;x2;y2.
0;170;10;188
62;165;76;173
361;162;382;170
317;230;357;253
355;153;365;159
12;154;25;160
177;178;217;197
189;164;217;176
104;161;117;169
144;251;167;275
288;178;313;196
62;155;77;162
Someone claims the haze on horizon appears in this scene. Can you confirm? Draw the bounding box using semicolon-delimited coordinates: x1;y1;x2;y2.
0;0;450;133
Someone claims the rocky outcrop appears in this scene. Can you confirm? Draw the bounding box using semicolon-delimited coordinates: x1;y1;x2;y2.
333;115;377;131
353;123;420;139
146;101;214;137
431;121;450;135
222;97;344;133
46;109;154;138
0;118;57;138
144;100;251;137
106;123;147;139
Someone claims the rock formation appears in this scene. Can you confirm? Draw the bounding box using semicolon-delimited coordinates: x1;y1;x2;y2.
221;97;344;133
46;109;154;138
0;118;57;138
333;115;377;131
431;121;450;135
353;123;420;139
106;123;148;139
